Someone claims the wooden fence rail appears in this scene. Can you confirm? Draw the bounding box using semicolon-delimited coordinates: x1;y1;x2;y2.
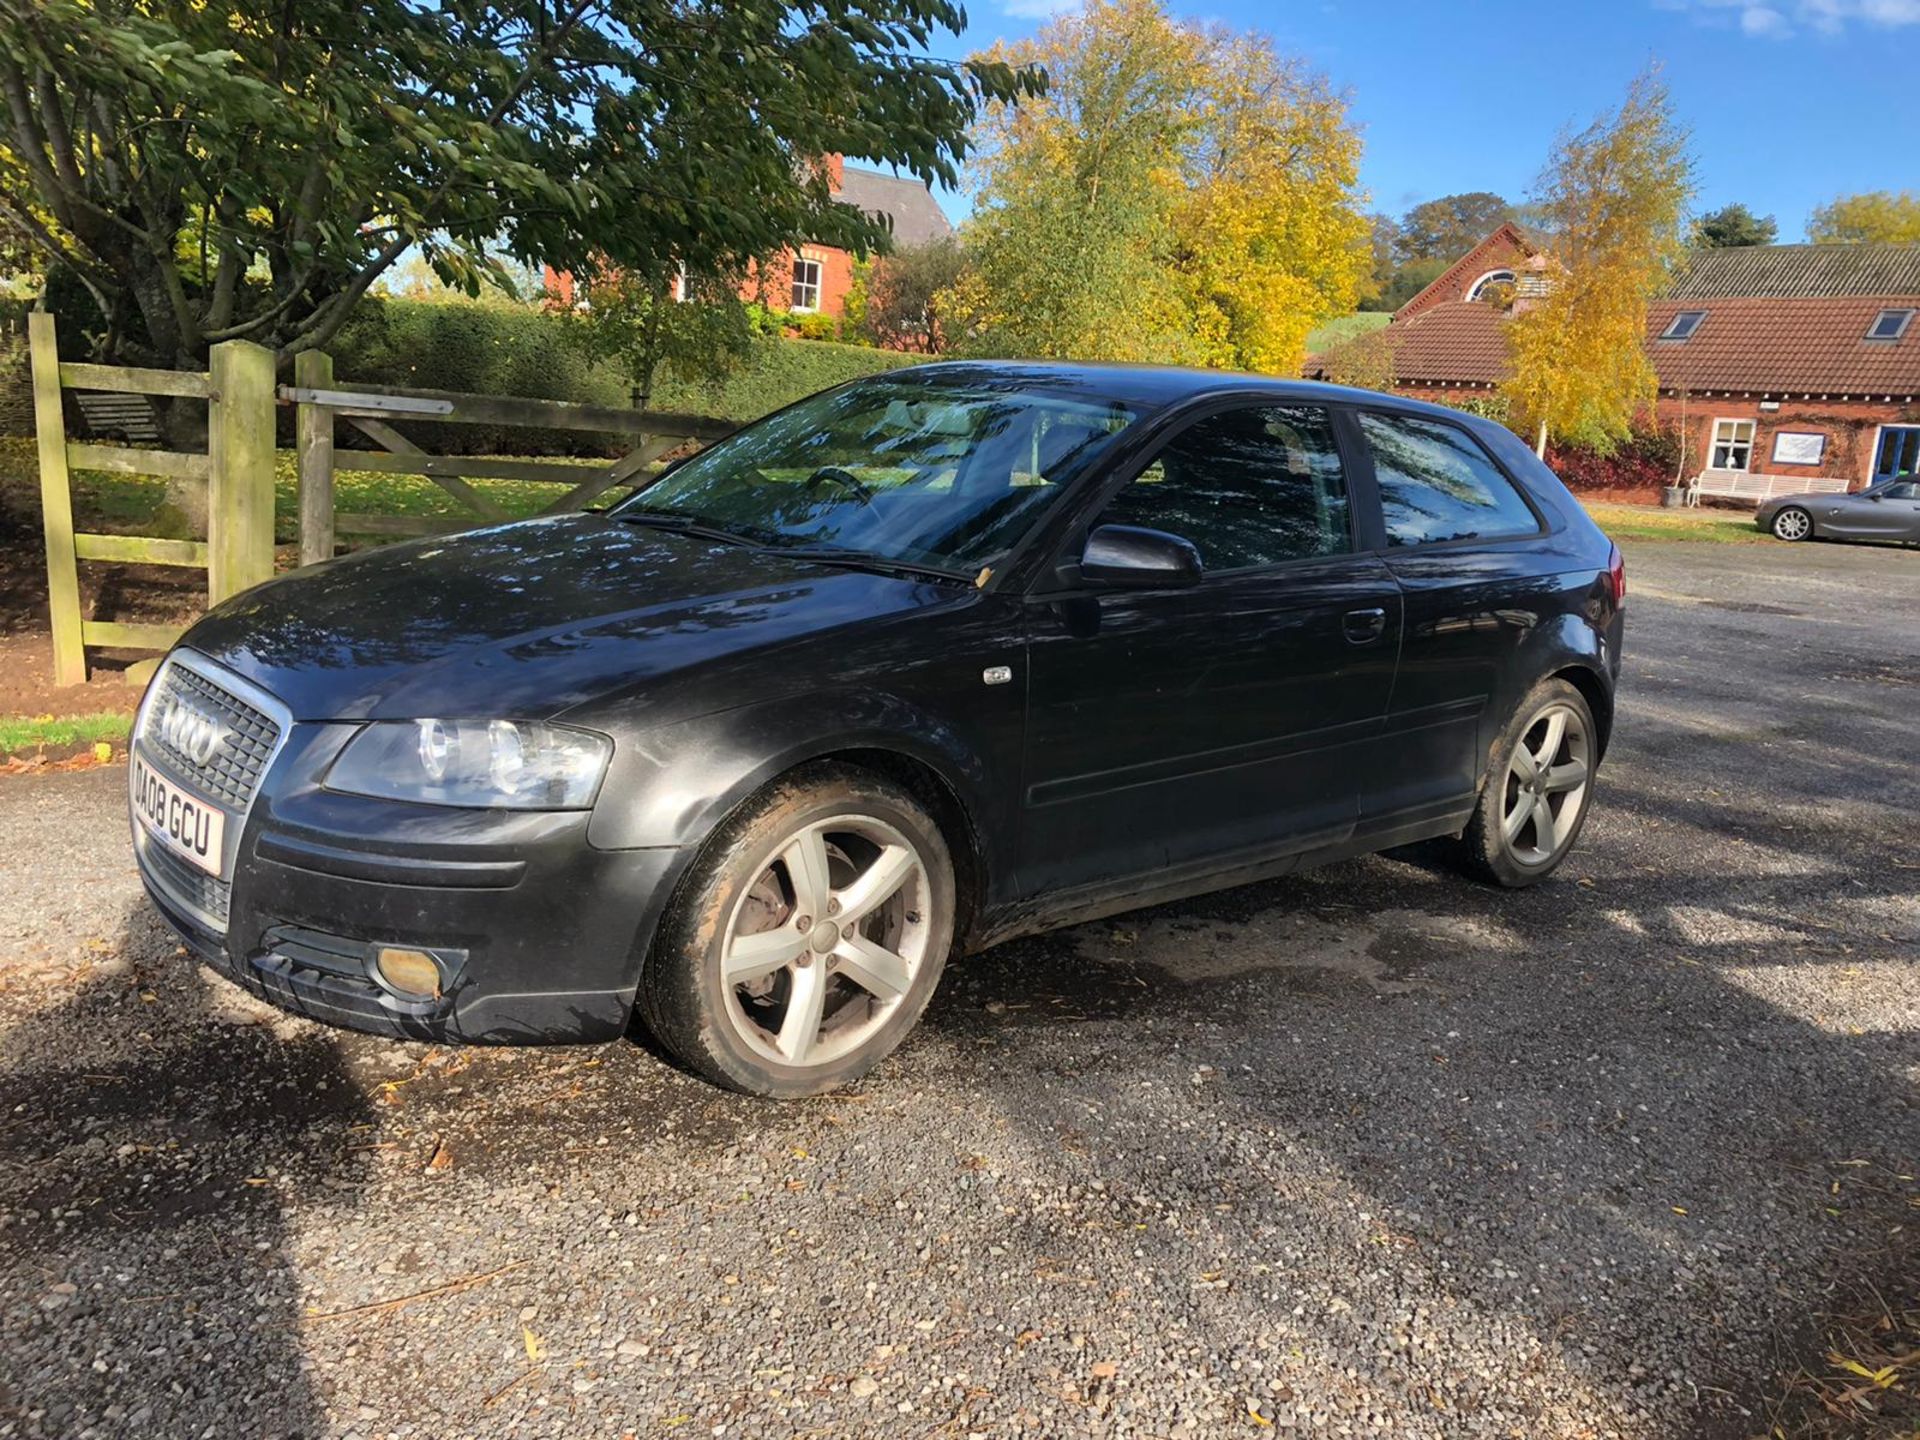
31;310;736;681
283;375;734;562
29;312;275;686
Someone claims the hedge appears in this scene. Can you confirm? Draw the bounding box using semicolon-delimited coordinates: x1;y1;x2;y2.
327;298;927;454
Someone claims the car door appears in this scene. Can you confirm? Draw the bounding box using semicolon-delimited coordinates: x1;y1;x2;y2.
1348;407;1560;828
1016;401;1402;896
1847;479;1920;540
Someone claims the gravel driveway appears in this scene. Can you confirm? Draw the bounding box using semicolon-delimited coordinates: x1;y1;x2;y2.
2;540;1916;1440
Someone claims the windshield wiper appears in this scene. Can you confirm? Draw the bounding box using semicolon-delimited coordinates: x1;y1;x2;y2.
609;509;765;549
773;546;971;585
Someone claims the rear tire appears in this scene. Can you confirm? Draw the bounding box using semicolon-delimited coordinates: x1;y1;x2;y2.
1771;506;1814;541
1452;679;1597;888
637;763;954;1097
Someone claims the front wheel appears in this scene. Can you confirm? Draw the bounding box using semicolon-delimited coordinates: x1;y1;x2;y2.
638;763;954;1096
1452;680;1597;888
1771;506;1814;541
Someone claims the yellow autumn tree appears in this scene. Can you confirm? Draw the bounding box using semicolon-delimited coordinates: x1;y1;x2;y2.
949;0;1368;373
1502;71;1695;454
1807;190;1920;245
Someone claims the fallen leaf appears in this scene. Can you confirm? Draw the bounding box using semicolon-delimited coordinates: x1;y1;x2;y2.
1246;1397;1273;1426
92;742;112;763
1091;1362;1116;1380
427;1140;453;1172
1670;1205;1688;1216
523;1326;542;1363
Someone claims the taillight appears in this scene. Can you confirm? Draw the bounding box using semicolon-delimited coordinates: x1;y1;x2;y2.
1605;542;1626;607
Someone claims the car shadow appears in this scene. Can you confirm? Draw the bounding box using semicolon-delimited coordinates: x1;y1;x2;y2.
0;896;374;1440
908;747;1918;1433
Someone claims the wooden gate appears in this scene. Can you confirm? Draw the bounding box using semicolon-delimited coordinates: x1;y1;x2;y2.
283;359;734;564
29;312;277;686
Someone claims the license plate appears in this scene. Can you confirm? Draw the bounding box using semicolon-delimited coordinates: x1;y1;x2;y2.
130;750;229;876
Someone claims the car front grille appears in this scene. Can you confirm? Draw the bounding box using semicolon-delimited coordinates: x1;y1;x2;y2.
135;823;233;928
139;660;283;811
131;652;294;939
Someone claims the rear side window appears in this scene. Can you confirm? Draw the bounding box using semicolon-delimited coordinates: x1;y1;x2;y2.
1096;404;1352;570
1358;412;1540;547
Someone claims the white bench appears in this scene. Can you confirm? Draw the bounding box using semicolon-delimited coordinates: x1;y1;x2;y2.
1686;470;1850;507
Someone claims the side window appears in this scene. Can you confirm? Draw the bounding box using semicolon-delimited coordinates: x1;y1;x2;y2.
1095;405;1352;570
1358;412;1540;547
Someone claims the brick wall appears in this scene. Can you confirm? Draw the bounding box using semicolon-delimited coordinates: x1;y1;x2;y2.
1656;395;1920;490
1396;226;1536;322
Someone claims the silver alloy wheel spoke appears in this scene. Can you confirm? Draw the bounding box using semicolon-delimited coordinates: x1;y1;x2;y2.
1542;759;1589;793
725;927;803;983
836;843;917;924
776;961;829;1063
1532;710;1567;770
1503;791;1536;843
782;829;833;919
833;930;912;999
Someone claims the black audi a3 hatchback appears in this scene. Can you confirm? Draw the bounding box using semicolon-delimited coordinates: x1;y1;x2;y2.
130;363;1624;1095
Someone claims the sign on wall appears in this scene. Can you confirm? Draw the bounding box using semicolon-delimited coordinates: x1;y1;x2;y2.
1771;431;1826;466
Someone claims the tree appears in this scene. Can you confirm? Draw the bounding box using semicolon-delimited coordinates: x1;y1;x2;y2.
1691;203;1777;248
1319;325;1396;392
860;237;967;352
1396;192;1515;263
1807;190;1920;245
1502;71;1695;455
949;0;1368;373
0;0;1038;385
567;271;753;410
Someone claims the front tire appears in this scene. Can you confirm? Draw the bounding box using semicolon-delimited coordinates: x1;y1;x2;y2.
638;763;954;1097
1771;506;1814;541
1453;680;1597;888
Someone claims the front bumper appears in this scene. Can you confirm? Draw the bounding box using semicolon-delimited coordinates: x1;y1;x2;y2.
134;688;691;1045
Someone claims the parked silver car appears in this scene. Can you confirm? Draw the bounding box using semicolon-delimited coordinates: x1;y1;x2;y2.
1758;477;1920;545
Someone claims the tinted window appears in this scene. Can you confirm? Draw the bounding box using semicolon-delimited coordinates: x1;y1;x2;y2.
1095;405;1352;570
1359;412;1540;546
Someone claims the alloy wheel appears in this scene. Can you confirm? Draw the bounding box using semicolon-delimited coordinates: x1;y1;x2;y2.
718;815;933;1069
1772;509;1811;541
1500;703;1592;869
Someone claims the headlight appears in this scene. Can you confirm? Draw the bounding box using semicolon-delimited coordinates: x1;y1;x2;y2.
327;720;611;809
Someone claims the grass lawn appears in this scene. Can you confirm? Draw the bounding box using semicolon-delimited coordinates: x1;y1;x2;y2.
1581;501;1769;544
1304;312;1391;353
0;711;132;756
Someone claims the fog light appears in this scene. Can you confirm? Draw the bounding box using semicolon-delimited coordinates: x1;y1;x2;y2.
374;946;442;998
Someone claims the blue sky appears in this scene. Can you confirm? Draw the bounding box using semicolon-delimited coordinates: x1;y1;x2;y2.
926;0;1920;240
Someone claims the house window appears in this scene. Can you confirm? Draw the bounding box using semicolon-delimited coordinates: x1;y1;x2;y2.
1660;310;1706;341
791;256;822;312
1710;418;1755;471
1866;308;1914;342
1465;269;1515;303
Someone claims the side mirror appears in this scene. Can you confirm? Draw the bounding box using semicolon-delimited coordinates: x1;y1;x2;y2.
1867;492;1885;501
1077;524;1204;589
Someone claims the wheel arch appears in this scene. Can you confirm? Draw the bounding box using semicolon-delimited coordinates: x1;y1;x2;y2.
1548;662;1614;763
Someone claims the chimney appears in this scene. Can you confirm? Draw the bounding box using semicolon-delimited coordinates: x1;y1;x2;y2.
824;153;845;193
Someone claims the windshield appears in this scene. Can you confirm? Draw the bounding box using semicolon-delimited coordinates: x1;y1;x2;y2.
612;377;1139;573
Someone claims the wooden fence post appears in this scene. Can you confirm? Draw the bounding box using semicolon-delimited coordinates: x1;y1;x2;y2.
28;312;86;686
207;339;277;603
294;349;334;566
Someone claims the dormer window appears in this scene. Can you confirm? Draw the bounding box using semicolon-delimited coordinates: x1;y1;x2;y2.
1867;308;1914;342
1660;310;1706;342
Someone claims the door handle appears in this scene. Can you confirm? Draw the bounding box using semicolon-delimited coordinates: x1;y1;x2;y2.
1343;607;1388;645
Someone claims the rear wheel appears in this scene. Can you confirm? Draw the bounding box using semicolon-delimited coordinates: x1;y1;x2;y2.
1771;506;1814;541
1453;680;1597;888
638;763;954;1096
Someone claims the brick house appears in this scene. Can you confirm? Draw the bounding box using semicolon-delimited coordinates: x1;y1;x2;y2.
1310;233;1920;495
545;156;952;323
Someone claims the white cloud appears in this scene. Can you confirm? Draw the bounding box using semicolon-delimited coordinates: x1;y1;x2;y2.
1669;0;1920;34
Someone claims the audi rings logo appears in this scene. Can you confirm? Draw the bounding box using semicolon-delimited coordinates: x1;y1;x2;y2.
156;693;232;767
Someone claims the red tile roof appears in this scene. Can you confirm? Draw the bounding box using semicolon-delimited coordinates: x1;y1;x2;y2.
1307;294;1920;398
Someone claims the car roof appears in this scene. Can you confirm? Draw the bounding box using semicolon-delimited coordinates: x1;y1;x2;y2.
881;359;1480;425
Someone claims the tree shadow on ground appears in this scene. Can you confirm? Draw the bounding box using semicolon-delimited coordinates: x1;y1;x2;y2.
0;897;374;1440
